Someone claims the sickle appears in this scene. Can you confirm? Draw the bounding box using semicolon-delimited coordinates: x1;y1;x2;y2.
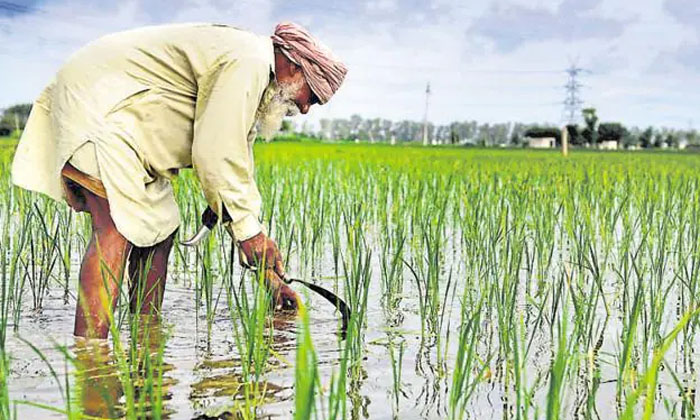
183;207;351;337
181;206;223;247
285;277;350;338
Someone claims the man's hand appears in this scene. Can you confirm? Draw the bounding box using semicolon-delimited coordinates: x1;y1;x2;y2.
238;232;286;279
265;268;299;312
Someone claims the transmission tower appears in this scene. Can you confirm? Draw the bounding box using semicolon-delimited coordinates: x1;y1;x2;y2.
422;82;431;146
562;64;586;125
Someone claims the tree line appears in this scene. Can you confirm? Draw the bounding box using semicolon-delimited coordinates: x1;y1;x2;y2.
294;108;699;149
3;103;697;149
0;104;32;137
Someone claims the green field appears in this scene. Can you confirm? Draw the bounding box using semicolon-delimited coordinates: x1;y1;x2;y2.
1;142;700;419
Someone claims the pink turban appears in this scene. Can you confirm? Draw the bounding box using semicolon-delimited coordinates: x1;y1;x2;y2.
271;22;348;104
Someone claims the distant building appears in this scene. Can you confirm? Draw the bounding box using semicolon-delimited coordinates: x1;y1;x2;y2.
599;140;619;150
527;137;555;148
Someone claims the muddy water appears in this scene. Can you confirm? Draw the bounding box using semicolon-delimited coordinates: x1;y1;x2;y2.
4;253;470;419
4;230;697;419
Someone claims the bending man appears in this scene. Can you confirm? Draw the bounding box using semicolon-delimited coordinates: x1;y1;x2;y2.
11;22;347;339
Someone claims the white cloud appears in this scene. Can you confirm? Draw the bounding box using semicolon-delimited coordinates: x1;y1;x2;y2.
496;0;565;13
365;0;398;13
0;0;698;129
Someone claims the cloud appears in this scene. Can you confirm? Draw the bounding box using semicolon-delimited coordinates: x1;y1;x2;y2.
664;0;700;28
0;0;698;129
468;0;624;52
365;0;398;13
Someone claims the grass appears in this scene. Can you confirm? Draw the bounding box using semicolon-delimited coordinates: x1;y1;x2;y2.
1;141;700;418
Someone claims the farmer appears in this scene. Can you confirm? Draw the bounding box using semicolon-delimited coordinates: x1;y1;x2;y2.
11;22;347;339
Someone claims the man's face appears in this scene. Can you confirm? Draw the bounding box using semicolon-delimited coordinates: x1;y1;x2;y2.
255;56;322;142
276;60;320;115
289;78;319;115
255;78;304;141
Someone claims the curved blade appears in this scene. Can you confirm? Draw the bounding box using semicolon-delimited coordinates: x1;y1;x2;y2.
287;277;351;339
180;225;211;247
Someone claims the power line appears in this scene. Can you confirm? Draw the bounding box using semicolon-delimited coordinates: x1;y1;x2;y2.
562;62;589;125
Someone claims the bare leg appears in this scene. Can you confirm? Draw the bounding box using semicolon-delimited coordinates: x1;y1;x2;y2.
74;190;132;339
128;231;176;314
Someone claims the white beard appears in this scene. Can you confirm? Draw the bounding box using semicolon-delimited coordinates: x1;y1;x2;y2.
255;79;302;142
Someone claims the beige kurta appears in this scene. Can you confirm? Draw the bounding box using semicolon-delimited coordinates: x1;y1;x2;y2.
12;23;274;247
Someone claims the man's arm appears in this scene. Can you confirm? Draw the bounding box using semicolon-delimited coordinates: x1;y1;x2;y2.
191;54;286;278
191;55;268;242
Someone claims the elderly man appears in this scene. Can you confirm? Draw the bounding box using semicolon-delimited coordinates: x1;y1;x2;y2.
11;22;347;339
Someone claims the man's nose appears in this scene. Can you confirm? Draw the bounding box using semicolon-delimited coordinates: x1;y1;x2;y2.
300;103;310;114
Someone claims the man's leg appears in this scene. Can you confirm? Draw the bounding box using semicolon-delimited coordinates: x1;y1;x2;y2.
73;189;132;339
128;231;176;314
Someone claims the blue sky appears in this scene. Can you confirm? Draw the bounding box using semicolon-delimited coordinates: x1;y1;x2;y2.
0;0;698;129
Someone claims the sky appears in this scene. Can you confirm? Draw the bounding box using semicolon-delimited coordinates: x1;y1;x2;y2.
0;0;698;129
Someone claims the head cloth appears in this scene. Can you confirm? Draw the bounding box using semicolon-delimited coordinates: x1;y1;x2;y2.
271;22;347;104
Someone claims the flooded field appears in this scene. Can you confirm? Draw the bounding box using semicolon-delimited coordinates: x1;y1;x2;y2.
2;142;700;419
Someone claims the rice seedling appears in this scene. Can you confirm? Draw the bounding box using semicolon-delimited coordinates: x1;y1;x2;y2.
388;337;405;416
2;142;700;418
294;301;319;420
448;296;487;420
226;268;275;418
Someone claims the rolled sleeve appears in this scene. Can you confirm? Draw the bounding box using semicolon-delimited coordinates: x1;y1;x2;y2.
192;55;269;241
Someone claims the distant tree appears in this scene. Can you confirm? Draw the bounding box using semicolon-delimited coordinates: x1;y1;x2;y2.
280;119;294;133
510;131;523;147
381;119;393;142
581;108;599;145
624;130;639;148
435;125;449;144
598;122;628;142
666;132;679;148
639;127;654;148
301;121;315;137
336;118;352;140
491;123;510;146
394;120;413;142
653;131;665;148
319;118;332;139
449;122;460;144
478;123;491;146
0;103;32;136
566;124;583;145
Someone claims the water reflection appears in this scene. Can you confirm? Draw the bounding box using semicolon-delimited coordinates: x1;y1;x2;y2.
187;312;295;417
415;340;447;418
73;339;123;418
72;315;174;418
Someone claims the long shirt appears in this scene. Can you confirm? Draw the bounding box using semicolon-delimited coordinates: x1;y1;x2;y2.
11;23;273;247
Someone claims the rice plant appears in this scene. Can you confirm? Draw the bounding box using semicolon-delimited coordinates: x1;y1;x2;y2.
2;141;700;418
